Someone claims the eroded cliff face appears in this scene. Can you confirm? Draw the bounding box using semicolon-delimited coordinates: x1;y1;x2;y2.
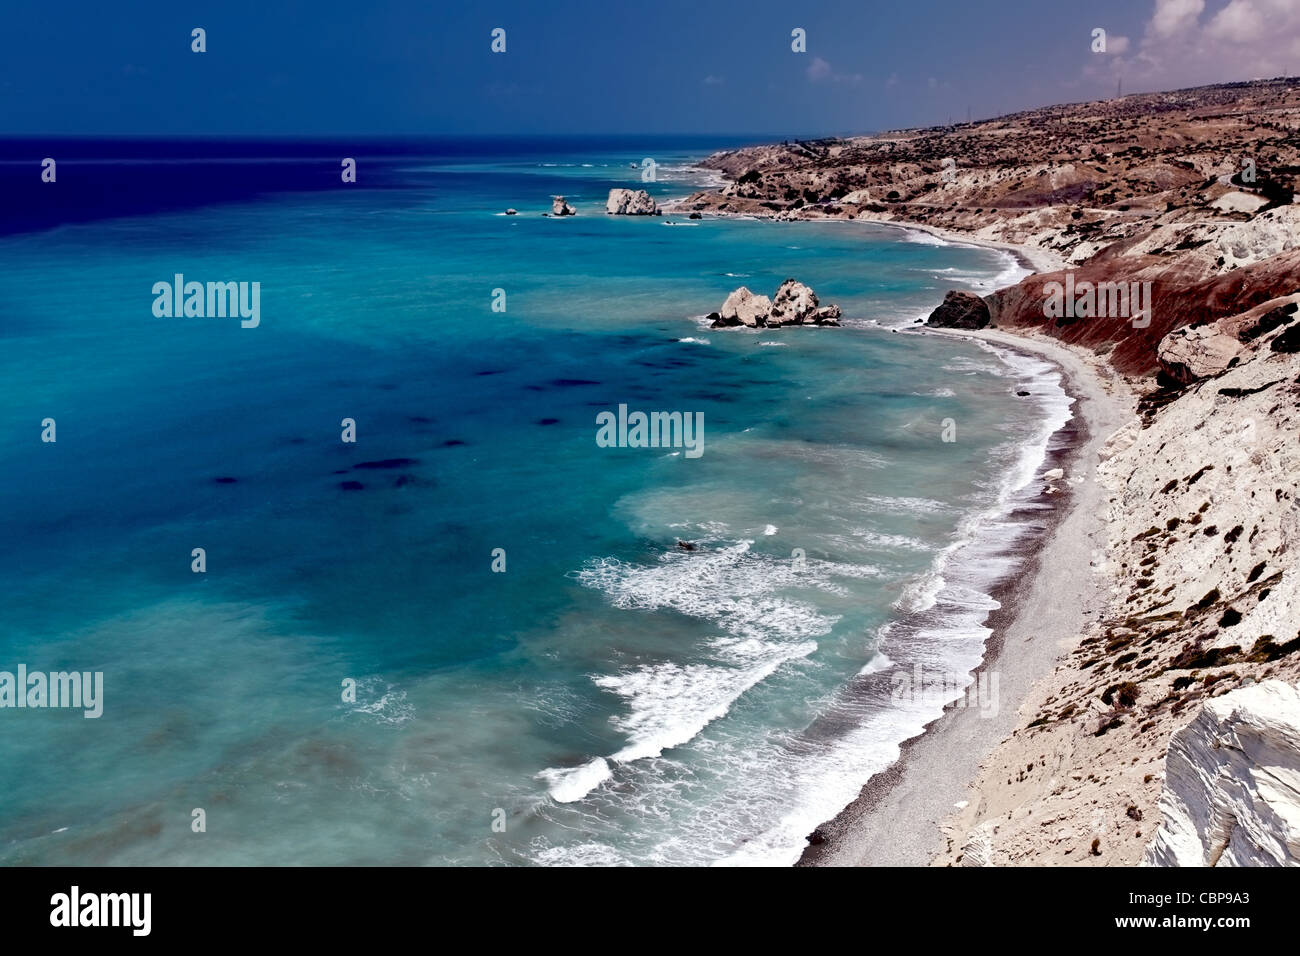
938;312;1300;866
1144;680;1300;867
985;245;1300;377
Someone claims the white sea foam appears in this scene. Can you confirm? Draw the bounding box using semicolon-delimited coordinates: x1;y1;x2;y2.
857;647;895;676
537;758;612;803
347;678;414;726
900;229;949;246
540;542;850;802
530;841;633;867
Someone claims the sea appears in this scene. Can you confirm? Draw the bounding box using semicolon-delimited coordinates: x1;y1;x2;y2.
0;136;1071;865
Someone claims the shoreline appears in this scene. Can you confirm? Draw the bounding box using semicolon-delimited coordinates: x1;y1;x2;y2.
663;179;1068;278
849;217;1068;276
671;164;1141;866
799;328;1134;866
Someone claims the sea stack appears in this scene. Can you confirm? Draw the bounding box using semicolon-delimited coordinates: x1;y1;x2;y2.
606;188;660;215
710;280;841;328
551;196;577;216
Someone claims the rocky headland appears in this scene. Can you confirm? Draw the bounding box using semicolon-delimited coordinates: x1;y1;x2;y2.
700;78;1300;867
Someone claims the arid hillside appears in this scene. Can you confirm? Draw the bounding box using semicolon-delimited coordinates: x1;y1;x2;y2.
675;78;1300;379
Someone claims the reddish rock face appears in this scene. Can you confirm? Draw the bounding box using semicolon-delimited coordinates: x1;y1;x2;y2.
986;249;1300;377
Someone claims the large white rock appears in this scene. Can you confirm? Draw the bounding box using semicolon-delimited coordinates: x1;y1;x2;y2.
551;196;576;216
1144;680;1300;867
768;279;819;327
1156;324;1243;384
1216;205;1300;271
606;188;659;215
719;286;772;327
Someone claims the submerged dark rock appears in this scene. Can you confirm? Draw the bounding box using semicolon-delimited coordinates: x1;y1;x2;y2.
353;458;419;470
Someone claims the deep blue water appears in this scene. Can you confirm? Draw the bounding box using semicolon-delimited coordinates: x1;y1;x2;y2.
0;137;1068;865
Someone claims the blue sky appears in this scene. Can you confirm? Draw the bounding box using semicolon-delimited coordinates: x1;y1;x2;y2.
1;0;1293;136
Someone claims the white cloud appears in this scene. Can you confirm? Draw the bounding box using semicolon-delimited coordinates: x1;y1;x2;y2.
1206;0;1271;42
806;56;862;86
1087;0;1300;88
1151;0;1205;37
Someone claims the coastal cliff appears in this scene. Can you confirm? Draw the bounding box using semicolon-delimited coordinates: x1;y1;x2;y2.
937;314;1300;865
685;78;1300;867
1144;680;1300;867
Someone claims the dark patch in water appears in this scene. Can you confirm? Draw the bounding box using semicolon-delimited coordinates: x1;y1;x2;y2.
286;437;307;445
339;480;365;491
550;378;601;387
408;415;434;424
353;458;419;470
686;392;734;402
536;418;560;425
332;469;349;475
475;369;506;376
213;476;238;484
440;439;467;447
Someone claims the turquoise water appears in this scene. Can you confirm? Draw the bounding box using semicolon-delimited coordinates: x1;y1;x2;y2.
0;140;1067;865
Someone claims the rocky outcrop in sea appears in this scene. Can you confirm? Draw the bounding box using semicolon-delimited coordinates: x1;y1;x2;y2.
606;188;659;215
709;279;841;329
925;290;991;330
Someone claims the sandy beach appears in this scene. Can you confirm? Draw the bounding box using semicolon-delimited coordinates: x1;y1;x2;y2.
854;217;1068;276
801;327;1135;866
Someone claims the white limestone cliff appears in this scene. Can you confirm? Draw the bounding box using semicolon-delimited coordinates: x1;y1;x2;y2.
1145;680;1300;866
